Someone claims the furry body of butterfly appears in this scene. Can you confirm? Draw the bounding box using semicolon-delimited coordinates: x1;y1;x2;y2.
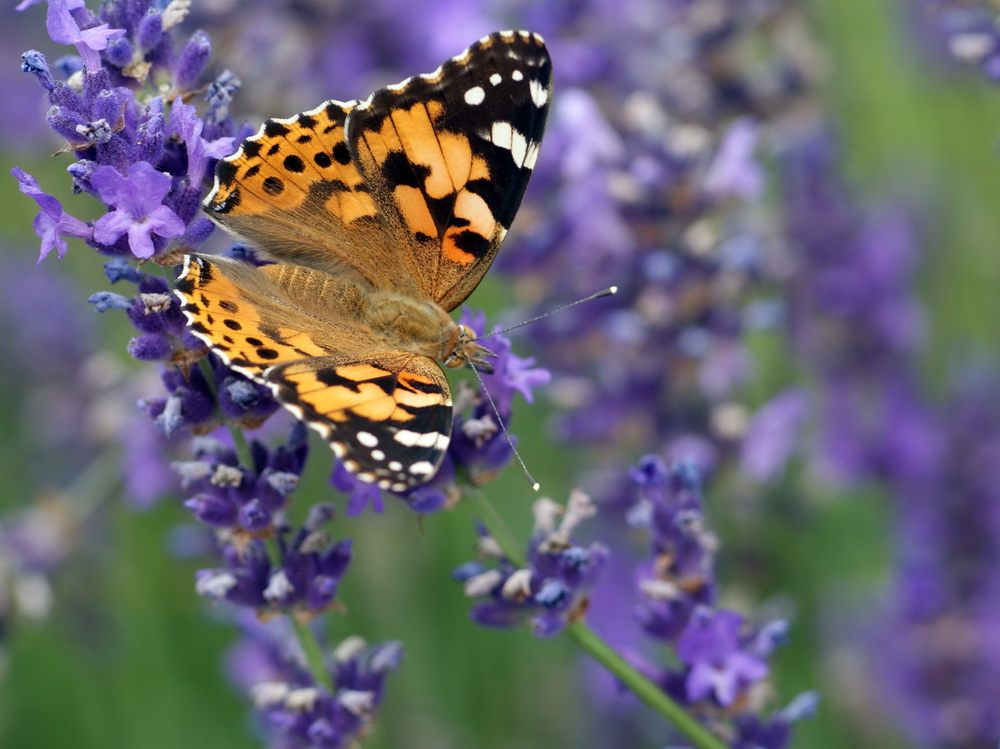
175;30;552;491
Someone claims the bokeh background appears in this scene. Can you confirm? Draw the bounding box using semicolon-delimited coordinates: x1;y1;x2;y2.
3;1;1000;748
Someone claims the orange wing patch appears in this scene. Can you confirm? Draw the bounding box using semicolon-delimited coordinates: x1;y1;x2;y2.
277;362;445;425
205;100;378;225
175;255;332;378
264;353;453;490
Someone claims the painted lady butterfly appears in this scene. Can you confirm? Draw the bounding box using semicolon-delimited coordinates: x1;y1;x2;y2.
174;31;552;492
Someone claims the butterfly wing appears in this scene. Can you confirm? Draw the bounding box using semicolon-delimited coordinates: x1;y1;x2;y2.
174;254;452;489
347;30;552;311
175;254;372;377
266;353;452;490
202;100;422;294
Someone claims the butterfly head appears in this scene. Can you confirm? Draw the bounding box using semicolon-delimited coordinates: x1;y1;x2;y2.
442;323;496;373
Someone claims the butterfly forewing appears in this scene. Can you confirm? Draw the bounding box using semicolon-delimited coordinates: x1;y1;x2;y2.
348;30;552;311
202;100;419;292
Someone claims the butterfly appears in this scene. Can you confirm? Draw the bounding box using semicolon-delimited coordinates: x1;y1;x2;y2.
174;30;552;492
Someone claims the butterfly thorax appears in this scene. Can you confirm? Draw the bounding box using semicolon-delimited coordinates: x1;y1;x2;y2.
362;290;494;372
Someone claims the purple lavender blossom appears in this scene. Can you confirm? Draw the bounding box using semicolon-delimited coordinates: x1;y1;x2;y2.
678;608;769;706
90;161;185;258
44;0;124;72
618;454;813;744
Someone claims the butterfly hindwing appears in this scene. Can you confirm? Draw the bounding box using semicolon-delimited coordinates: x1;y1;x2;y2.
175;254;381;377
265;353;452;490
348;30;552;310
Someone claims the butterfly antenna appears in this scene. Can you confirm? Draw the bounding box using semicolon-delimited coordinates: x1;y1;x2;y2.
463;354;540;492
471;286;618;341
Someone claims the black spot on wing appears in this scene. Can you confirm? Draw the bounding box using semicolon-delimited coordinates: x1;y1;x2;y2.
381;151;428;189
283;155;306;173
451;230;491;258
242;140;262;159
332;142;351;164
264;120;291;138
216;159;238;186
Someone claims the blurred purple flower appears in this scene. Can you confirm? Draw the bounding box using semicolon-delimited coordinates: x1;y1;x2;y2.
227;618;403;749
678;608;769;706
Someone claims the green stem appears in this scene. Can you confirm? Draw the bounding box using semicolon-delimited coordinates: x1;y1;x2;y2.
564;622;728;749
467;486;729;749
290;615;335;692
467;487;526;567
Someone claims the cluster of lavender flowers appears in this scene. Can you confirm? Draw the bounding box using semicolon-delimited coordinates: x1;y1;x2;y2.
8;1;835;748
625;456;816;747
10;0;556;746
455;488;608;637
776;86;1000;749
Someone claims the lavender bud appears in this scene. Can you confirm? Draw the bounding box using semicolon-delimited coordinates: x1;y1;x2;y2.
21;50;56;91
174;30;211;90
104;37;133;68
88;291;131;312
184;494;236;527
127;333;173;361
136;10;164;52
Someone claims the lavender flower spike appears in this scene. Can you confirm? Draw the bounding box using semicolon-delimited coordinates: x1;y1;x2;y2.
90;161;185;259
455;489;608;638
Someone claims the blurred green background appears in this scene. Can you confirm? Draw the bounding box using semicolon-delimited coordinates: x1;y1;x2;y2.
3;2;1000;748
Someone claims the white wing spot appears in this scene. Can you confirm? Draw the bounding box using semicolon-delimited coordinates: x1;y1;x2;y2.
394;429;448;449
371;449;386;461
357;431;379;447
410;461;435;476
388;461;403;472
489;121;528;167
490;121;513;150
512;70;524;82
529;79;548;108
524;141;541;170
490;73;502;86
464;86;485;105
